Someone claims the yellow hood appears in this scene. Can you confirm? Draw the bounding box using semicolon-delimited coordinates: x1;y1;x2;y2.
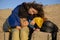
33;17;43;28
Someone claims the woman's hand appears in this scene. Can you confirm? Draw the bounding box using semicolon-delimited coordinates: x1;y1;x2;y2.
16;26;21;30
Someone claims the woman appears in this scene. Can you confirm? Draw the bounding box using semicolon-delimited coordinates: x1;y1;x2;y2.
8;2;43;40
8;2;58;40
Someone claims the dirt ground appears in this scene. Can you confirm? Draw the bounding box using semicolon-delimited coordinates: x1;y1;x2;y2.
0;4;60;40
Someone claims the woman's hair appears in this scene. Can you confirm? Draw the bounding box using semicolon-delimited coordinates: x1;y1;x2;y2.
18;2;44;18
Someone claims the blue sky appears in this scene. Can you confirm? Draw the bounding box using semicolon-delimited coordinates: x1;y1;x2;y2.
0;0;60;9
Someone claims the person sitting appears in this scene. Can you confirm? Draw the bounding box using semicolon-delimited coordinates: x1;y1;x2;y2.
11;12;29;40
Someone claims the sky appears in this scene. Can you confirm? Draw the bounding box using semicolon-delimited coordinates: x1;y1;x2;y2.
0;0;60;9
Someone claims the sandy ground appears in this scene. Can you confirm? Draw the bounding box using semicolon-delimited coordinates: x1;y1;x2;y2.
0;4;60;40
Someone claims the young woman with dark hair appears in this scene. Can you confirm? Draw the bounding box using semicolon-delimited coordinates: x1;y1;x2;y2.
8;2;58;40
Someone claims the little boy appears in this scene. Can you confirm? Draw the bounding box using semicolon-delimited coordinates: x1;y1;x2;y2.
30;17;44;31
11;14;29;40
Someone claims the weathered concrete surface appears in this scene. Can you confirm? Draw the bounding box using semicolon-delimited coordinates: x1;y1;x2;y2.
31;31;51;40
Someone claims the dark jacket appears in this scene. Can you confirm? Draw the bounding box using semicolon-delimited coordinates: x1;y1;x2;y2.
8;5;35;29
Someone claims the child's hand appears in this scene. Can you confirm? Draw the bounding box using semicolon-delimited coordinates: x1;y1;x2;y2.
35;28;40;31
33;28;36;30
30;20;35;25
16;26;21;30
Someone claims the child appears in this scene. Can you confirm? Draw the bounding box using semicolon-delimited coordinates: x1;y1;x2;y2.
30;14;44;31
11;14;29;40
30;17;44;29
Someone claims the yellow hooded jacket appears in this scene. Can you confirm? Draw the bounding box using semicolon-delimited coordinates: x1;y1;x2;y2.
33;17;44;28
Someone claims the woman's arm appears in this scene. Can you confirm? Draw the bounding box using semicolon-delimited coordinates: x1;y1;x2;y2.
8;5;21;28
